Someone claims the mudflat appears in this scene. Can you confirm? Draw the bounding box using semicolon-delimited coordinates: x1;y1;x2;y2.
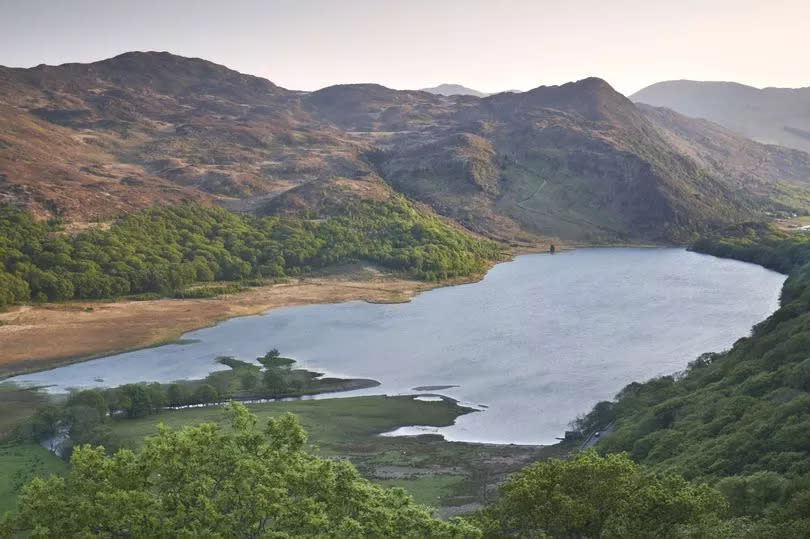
0;269;451;378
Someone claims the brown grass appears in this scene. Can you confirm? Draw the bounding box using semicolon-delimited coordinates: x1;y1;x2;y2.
0;267;461;379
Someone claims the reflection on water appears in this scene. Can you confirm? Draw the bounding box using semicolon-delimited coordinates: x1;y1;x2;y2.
11;249;784;445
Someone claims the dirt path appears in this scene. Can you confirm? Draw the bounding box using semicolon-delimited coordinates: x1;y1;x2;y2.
0;268;458;379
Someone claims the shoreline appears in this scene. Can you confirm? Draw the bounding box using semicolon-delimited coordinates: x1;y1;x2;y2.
0;264;494;380
0;243;678;380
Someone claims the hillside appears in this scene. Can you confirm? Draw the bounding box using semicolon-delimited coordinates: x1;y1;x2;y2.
3;52;810;242
580;226;810;532
632;80;810;153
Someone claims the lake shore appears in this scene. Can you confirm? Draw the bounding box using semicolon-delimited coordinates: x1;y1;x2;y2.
0;264;491;379
0;242;669;381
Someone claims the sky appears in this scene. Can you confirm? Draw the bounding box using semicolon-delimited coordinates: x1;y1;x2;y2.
0;0;807;96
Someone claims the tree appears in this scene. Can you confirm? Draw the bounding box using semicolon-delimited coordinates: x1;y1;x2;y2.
257;348;288;370
167;383;186;406
475;450;727;538
264;369;287;395
240;370;260;390
191;383;218;404
66;389;107;419
3;403;478;537
116;384;153;418
147;383;167;410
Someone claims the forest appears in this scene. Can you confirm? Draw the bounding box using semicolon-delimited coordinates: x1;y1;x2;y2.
573;224;810;536
0;198;502;308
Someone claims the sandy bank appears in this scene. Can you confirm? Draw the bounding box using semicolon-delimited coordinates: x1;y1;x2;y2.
0;267;465;379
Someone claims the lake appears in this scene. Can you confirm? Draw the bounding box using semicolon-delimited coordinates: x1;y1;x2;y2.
11;248;785;445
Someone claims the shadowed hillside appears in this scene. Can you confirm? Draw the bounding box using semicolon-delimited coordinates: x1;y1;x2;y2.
632;80;810;153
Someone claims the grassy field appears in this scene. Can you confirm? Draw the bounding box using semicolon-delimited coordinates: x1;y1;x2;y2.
108;395;466;449
376;475;469;508
0;443;67;514
104;395;568;511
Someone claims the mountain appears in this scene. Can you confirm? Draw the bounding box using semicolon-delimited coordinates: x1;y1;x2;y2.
2;51;810;243
632;80;810;153
419;84;489;97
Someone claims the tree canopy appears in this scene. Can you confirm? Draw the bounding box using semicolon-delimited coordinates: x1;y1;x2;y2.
473;450;727;538
0;198;502;308
1;403;478;538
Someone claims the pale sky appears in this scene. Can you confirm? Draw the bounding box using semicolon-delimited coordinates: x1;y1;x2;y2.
1;0;807;96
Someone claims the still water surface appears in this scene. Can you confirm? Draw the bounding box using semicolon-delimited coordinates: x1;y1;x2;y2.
12;249;785;445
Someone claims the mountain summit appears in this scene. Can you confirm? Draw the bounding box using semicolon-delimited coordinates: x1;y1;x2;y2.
2;52;810;242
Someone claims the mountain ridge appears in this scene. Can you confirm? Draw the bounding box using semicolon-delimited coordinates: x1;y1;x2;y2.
2;51;810;242
632;80;810;153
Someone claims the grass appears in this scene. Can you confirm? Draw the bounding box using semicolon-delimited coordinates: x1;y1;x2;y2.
107;395;469;451
103;395;569;513
376;475;469;507
0;383;52;438
0;443;67;514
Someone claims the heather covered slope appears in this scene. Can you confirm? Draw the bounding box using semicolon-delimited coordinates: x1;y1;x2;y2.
3;52;810;242
0;52;377;219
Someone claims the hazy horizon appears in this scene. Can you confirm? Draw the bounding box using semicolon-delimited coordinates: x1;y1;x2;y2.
1;0;808;96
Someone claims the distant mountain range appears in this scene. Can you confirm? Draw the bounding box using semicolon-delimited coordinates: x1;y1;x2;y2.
419;84;523;98
2;52;810;243
419;84;489;97
632;80;810;153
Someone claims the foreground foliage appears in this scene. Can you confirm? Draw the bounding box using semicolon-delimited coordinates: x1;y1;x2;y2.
1;403;478;538
576;223;810;535
0;199;501;307
4;403;733;538
474;450;727;538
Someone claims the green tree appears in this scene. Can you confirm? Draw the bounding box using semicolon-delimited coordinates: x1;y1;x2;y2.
2;403;478;538
117;384;153;418
257;348;290;369
66;389;107;419
475;450;726;538
240;370;260;390
166;383;186;406
0;199;501;306
264;369;287;395
147;383;168;410
191;383;218;404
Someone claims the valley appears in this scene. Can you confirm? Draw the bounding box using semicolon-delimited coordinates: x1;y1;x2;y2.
2;44;810;536
0;245;786;523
